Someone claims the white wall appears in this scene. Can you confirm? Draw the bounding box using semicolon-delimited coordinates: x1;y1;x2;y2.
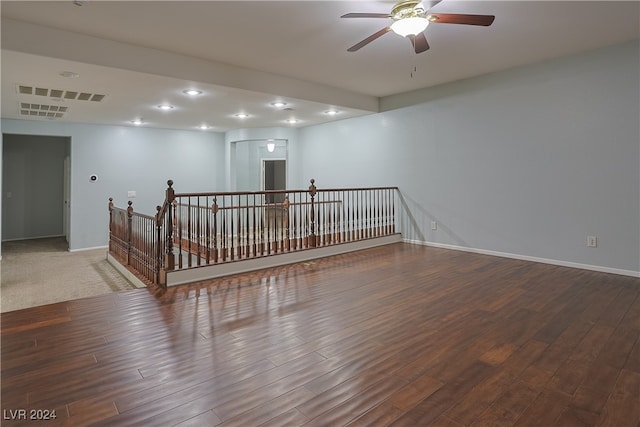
296;42;640;275
1;120;225;250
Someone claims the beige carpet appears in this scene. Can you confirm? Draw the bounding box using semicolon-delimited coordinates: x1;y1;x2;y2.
1;237;138;313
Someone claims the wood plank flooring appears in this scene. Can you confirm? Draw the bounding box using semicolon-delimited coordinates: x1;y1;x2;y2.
1;243;639;426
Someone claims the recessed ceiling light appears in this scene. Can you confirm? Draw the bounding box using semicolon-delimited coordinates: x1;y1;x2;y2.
60;71;80;78
325;109;339;115
285;118;299;124
234;113;250;119
183;89;203;96
271;101;287;108
130;119;144;125
157;104;174;110
198;124;210;130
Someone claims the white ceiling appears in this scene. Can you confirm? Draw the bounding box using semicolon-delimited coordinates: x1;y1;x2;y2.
1;1;638;132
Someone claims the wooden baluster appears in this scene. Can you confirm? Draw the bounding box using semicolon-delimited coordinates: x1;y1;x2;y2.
283;195;290;251
251;194;256;257
338;191;344;243
273;196;277;254
308;179;317;248
300;192;305;248
165;180;176;274
236;197;242;259
196;197;202;266
243;196;249;258
260;199;265;256
360;190;365;240
221;197;227;261
204;197;210;264
317;194;323;247
333;191;339;243
292;196;298;250
186;196;192;268
391;189;396;233
211;197;218;263
378;189;383;236
351;190;356;241
367;191;371;238
231;196;236;261
374;190;379;237
173;199;181;270
371;190;376;237
126;201;133;266
264;196;269;255
108;198;114;253
382;189;387;235
154;205;164;285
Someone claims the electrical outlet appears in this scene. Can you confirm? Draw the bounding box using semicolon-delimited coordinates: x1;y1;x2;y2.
127;190;136;198
587;236;597;247
431;221;437;231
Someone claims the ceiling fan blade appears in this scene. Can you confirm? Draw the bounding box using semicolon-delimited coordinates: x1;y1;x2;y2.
347;27;392;52
427;13;495;26
341;12;391;19
422;1;443;10
410;32;430;54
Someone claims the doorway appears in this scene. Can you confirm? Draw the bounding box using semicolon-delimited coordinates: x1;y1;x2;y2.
1;134;70;247
262;159;286;204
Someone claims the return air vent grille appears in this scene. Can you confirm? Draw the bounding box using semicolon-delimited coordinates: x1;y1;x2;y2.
19;102;69;119
17;85;106;102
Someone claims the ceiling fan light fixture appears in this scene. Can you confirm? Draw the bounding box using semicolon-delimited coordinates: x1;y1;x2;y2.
391;17;429;37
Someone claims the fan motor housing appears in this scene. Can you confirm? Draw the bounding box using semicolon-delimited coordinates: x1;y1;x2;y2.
391;0;424;20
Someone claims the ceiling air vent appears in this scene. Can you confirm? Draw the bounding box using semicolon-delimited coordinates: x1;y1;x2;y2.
19;102;69;119
16;85;106;102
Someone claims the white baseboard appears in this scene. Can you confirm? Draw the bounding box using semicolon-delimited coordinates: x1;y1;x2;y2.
405;239;640;278
69;245;109;253
1;234;65;242
106;253;148;289
166;234;403;287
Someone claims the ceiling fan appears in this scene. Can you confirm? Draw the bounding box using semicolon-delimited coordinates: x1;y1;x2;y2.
341;0;495;54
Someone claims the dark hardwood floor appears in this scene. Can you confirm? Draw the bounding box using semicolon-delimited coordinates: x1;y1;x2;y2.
1;243;639;426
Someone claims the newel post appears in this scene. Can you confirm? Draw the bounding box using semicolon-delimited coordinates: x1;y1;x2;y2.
308;179;317;248
108;197;114;252
164;180;176;272
126;200;133;265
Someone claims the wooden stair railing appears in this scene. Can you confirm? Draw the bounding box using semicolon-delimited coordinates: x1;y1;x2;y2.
109;179;399;288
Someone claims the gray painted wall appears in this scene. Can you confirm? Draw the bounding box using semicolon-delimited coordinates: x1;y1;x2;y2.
296;41;639;274
1;121;225;250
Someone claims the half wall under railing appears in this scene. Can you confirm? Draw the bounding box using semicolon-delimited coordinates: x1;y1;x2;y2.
108;179;401;288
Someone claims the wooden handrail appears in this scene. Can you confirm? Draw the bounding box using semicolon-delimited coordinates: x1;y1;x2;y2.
172;186;399;198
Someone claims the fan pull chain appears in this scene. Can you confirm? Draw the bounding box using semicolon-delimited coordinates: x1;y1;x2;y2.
410;50;418;78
